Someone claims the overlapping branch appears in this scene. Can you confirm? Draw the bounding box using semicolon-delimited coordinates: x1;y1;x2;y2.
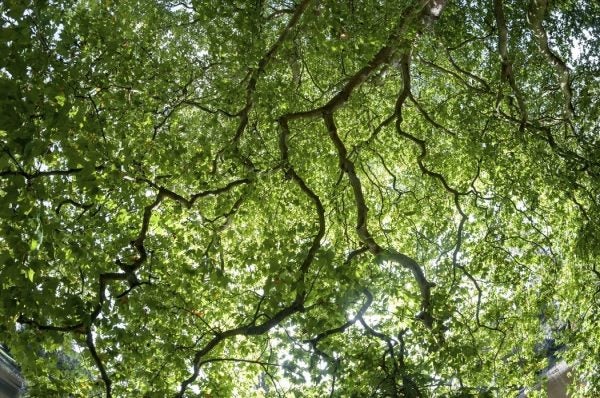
231;0;313;144
393;44;469;328
273;2;438;331
358;309;423;397
177;112;327;396
16;174;252;397
11;1;576;395
23;4;440;396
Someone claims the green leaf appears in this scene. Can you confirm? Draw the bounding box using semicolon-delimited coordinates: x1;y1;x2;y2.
26;269;35;282
1;1;598;396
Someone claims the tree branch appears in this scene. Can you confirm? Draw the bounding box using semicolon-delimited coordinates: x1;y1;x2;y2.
527;0;574;119
86;327;112;398
493;0;528;128
0;165;104;180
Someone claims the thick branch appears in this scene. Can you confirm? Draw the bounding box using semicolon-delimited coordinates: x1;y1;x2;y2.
16;315;84;333
277;1;429;125
375;251;434;328
86;328;112;398
324;111;434;328
90;272;128;322
493;0;528;128
323;112;379;252
176;301;305;397
527;0;574;119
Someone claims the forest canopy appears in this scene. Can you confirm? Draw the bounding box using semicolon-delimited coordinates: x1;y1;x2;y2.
1;0;599;396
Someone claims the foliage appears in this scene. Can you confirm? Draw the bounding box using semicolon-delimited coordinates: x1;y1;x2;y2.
1;0;599;396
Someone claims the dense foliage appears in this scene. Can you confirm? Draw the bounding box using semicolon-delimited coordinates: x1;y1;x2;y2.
1;0;599;396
